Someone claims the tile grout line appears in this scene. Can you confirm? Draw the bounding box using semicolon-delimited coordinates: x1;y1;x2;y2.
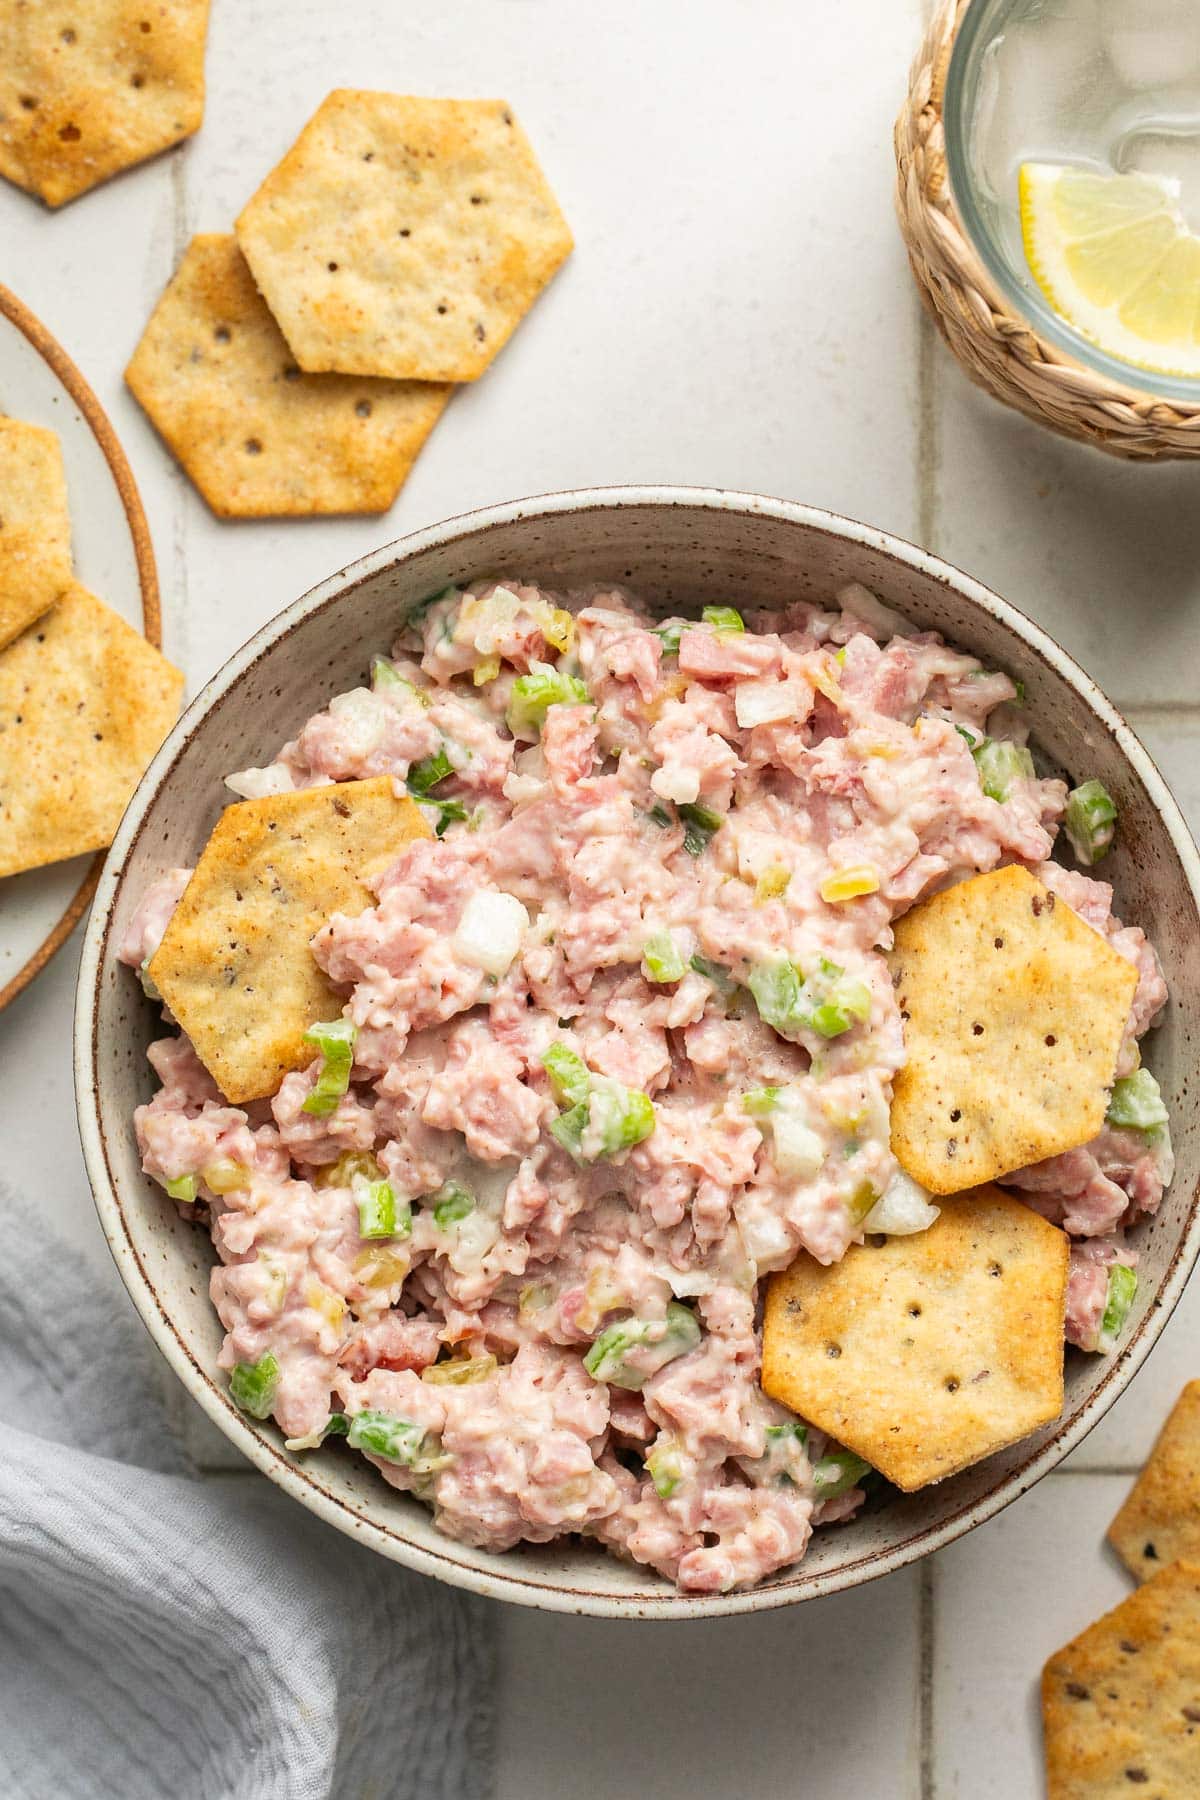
919;1559;936;1800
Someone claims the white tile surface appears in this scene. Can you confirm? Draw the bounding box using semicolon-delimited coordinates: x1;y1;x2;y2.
0;0;1198;1795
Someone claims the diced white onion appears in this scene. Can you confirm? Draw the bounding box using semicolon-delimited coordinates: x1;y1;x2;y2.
771;1111;826;1180
651;763;701;805
453;889;529;976
225;762;296;800
864;1169;940;1236
327;686;388;757
734;678;803;728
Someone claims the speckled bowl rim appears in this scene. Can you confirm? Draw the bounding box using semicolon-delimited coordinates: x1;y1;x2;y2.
0;279;161;1014
74;487;1200;1618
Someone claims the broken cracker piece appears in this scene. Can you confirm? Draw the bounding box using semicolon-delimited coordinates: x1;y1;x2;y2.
0;416;72;651
1109;1380;1200;1582
1042;1559;1200;1798
147;778;430;1105
0;581;182;877
0;0;210;208
762;1184;1069;1490
235;91;573;382
125;235;451;518
889;864;1138;1195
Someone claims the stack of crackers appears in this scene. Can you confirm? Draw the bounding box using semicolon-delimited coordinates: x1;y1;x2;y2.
1041;1383;1200;1795
126;91;573;519
0;415;182;879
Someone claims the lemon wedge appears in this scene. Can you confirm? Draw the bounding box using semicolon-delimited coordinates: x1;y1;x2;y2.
1019;161;1200;378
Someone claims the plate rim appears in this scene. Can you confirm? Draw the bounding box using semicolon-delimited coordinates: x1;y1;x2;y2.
0;278;160;1015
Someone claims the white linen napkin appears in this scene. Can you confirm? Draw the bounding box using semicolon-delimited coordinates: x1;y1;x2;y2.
0;1185;496;1800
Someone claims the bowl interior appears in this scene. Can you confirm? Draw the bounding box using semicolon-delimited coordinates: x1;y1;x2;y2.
78;492;1200;1617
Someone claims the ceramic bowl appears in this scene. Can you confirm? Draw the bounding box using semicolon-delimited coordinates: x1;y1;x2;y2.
74;488;1200;1618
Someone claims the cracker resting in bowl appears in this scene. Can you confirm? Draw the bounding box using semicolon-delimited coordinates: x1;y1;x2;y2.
762;1184;1069;1490
889;864;1138;1195
148;778;430;1104
0;417;73;651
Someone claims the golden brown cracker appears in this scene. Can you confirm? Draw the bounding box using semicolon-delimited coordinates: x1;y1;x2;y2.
235;91;573;382
125;235;451;519
1109;1381;1200;1582
0;581;182;876
147;779;430;1104
1042;1560;1200;1798
762;1184;1069;1490
0;416;72;650
889;865;1139;1195
0;0;210;208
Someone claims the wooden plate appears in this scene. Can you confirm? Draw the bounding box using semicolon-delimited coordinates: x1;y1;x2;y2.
0;281;159;1012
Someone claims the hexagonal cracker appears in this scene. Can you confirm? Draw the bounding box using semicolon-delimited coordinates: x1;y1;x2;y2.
0;416;73;650
125;235;452;518
762;1184;1069;1490
0;0;211;208
235;91;573;382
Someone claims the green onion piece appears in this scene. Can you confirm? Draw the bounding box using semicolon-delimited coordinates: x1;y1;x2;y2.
347;1409;440;1469
506;664;589;738
431;798;467;837
689;953;734;992
678;803;724;856
1098;1264;1138;1354
646;802;673;829
1012;678;1027;705
972;737;1035;803
370;656;428;706
645;1438;686;1499
326;1411;350;1436
1107;1069;1168;1133
550;1101;590;1163
760;1420;809;1486
406;746;454;795
1064;778;1117;866
356;1179;397;1240
430;1181;475;1231
164;1173;198;1204
643;931;687;984
586;1079;656;1157
584;1302;701;1391
812;1449;872;1500
229;1351;280;1420
954;723;979;747
701;605;745;634
742;1086;782;1117
301;1018;357;1117
541;1041;591;1108
653;623;684;657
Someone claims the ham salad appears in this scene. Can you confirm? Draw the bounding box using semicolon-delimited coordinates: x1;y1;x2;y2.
121;579;1171;1593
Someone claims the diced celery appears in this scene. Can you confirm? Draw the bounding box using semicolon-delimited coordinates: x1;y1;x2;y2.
585;1079;656;1157
163;1173;198;1204
689;953;734;993
229;1350;279;1419
301;1017;357;1116
347;1409;443;1470
701;605;745;634
356;1179;398;1240
742;1086;783;1117
1098;1264;1137;1354
653;623;684;657
584;1302;701;1390
643;930;687;984
646;1438;686;1499
550;1101;589;1163
505;663;589;738
747;957;807;1035
812;1449;872;1500
972;737;1035;803
371;656;428;705
406;745;454;795
1107;1069;1168;1133
760;1420;809;1486
430;1181;475;1230
541;1041;591;1109
1064;778;1117;866
678;802;723;855
804;958;872;1039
